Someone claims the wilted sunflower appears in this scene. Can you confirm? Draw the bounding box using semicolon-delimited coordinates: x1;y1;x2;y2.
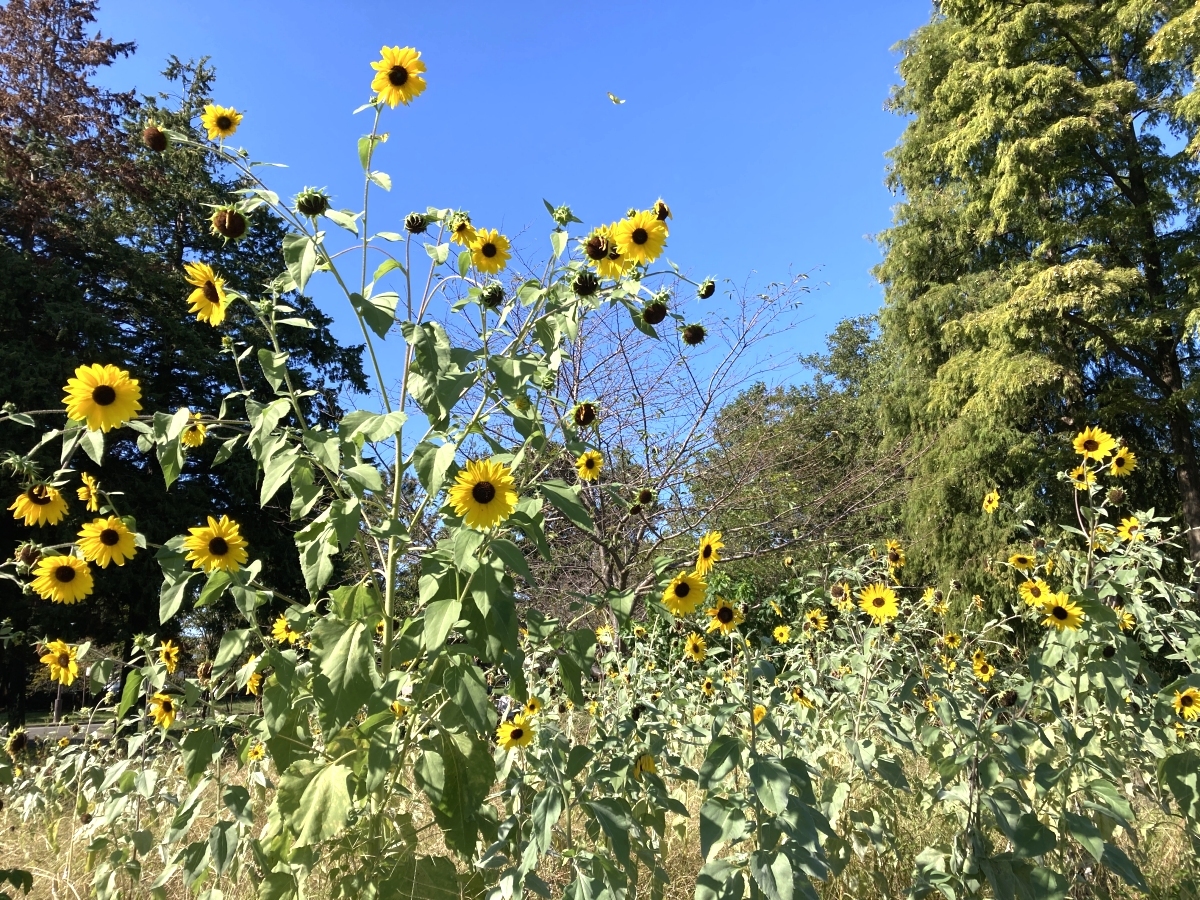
77;516;137;568
63;364;142;432
525;697;543;717
982;490;1000;514
182;262;230;328
973;656;994;683
684;632;708;662
1040;594;1085;631
1008;552;1034;571
576;450;603;482
633;753;657;780
370;46;427;107
200;104;242;141
1109;447;1137;477
497;714;533;750
612;210;667;265
184;515;249;573
752;704;767;726
181;412;207;448
149;693;177;730
681;323;707;346
470;229;511;274
32;555;93;604
159;640;181;674
1175;687;1200;722
272;614;301;645
1073;426;1116;461
662;571;706;616
40;640;78;686
10;485;68;527
1068;465;1096;491
773;624;791;644
830;582;854;611
804;608;828;633
705;597;744;635
858;583;899;625
77;473;100;513
449;213;476;247
1117;516;1144;543
791;685;814;709
1018;579;1051;607
696;531;723;576
210;206;248;241
245;655;262;696
4;727;27;760
885;539;906;570
448;459;518;530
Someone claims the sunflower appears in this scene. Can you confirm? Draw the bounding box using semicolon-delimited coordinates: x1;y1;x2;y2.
944;632;962;650
931;596;950;616
76;473;100;513
1040;594;1085;631
5;728;27;760
272;614;301;645
973;656;995;682
181;413;207;448
470;229;511;274
595;624;614;645
1073;426;1116;461
497;714;533;751
1018;579;1051;607
830;582;854;611
1069;465;1096;491
773;625;791;644
63;364;142;432
390;700;409;719
858;583;899;625
633;625;647;639
448;459;518;530
804;609;828;633
149;693;177;730
1008;552;1034;572
790;685;814;709
32;555;93;604
159;640;181;674
77;516;137;568
769;600;783;617
247;743;266;762
576;450;603;482
633;752;657;780
696;531;723;576
752;704;767;725
10;485;68;527
885;539;906;570
525;697;543;716
661;571;706;616
684;632;708;662
370;46;427;107
940;654;957;673
246;661;263;697
1117;516;1144;543
200;104;242;140
701;677;715;697
982;490;1000;514
183;262;230;327
705;597;744;635
1117;609;1135;632
1109;448;1137;477
611;211;667;265
40;640;78;686
183;515;249;573
1175;687;1200;722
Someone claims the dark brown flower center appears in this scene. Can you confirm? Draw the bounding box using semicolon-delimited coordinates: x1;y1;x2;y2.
674;581;690;598
1083;439;1098;452
1183;695;1195;708
209;536;229;556
585;458;595;469
387;65;408;86
873;597;885;608
55;565;76;583
29;488;51;505
888;550;900;563
58;653;70;667
702;544;713;559
1115;456;1127;468
92;385;117;406
161;699;173;712
631;227;648;245
472;481;496;504
1030;585;1042;598
1052;606;1067;620
201;280;220;304
510;727;523;740
215;115;232;131
717;607;733;624
100;528;120;546
584;235;610;261
480;242;497;258
831;585;844;598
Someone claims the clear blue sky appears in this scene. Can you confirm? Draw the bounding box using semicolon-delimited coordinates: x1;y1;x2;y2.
94;0;932;379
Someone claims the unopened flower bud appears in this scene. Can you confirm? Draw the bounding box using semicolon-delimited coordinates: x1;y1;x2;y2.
480;281;504;308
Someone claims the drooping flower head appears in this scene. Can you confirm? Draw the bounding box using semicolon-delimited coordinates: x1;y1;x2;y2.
791;685;814;709
582;225;628;279
63;364;142;432
184;263;229;327
10;485;68;527
159;640;181;674
858;583;898;625
448;213;476;247
272;614;301;645
77;516;137;568
40;640;78;686
370;46;427;107
696;531;723;576
181;412;207;447
804;608;827;634
448;459;518;530
184;515;249;573
77;473;100;513
633;752;657;780
200;104;242;141
661;570;707;616
470;229;511;274
32;555;93;604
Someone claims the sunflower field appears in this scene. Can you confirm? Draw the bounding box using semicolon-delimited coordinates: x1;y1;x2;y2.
4;19;1200;900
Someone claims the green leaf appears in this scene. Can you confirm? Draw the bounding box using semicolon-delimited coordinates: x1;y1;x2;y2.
373;257;405;282
212;629;251;679
412;439;458;496
424;598;462;652
80;429;104;465
340;409;407;442
369;170;391;191
584;798;632;866
330;581;383;620
490;538;535;585
282;232;319;291
261;448;300;505
414;730;493;857
699;736;743;790
424;242;450;265
695;861;745;900
457;249;470;277
208;821;239;876
159;571;195;625
257;349;289;392
311;619;378;732
1161;750;1200;819
293;763;353;847
538;479;594;532
117;669;144;720
750;758;791;815
349;291;397;339
750;850;793;900
222;785;253;826
325;209;359;235
345;462;383;493
302;430;340;470
181;729;217;787
550;230;568;260
1011;813;1057;857
700;797;750;862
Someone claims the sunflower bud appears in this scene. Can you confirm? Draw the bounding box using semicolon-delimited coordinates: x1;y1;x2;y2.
572;270;600;297
1107;487;1127;505
404;212;427;234
642;300;668;325
480;281;505;308
142;124;168;153
697;278;716;300
934;589;944;602
79;812;93;824
951;580;963;591
210;206;249;241
294;188;331;218
1001;690;1018;708
15;542;38;566
783;556;794;568
573;402;598;428
636;488;656;506
653;199;672;221
551;204;575;226
682;323;707;346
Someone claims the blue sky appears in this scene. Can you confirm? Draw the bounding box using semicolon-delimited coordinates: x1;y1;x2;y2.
95;0;932;383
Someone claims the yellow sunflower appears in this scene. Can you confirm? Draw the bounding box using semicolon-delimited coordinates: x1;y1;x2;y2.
32;555;93;604
370;46;427;107
595;624;614;645
696;531;723;576
752;704;767;726
791;685;815;709
885;539;906;570
633;753;657;781
1117;516;1144;543
497;714;533;751
149;693;177;729
247;743;266;761
183;262;229;327
10;485;68;527
705;597;744;635
944;632;962;650
1040;594;1085;631
470;229;511;274
611;211;667;265
1073;426;1116;461
982;490;1000;514
804;608;828;633
448;459;518;529
773;625;791;644
449;214;476;247
272;614;301;645
246;655;263;697
661;570;707;616
525;697;543;716
390;700;408;719
830;582;854;611
77;516;137;568
1008;552;1034;572
1018;579;1051;607
973;656;994;682
200;104;242;141
684;632;707;662
181;412;207;448
159;640;181;674
858;583;899;625
1109;447;1137;477
40;640;78;686
581;225;627;279
184;515;249;573
77;473;100;512
1117;609;1135;632
701;677;715;697
1069;465;1096;491
63;364;142;432
576;450;603;482
1174;687;1200;722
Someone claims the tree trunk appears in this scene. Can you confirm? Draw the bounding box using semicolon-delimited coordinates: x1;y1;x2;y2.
1161;346;1200;560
